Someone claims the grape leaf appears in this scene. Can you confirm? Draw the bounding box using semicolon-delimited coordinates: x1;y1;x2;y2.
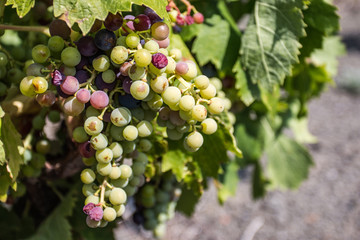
26;188;77;240
0;175;10;202
0;115;24;180
192;15;231;69
217;160;240;204
5;0;35;18
53;0;168;35
162;147;191;182
233;58;257;105
266;135;313;189
241;0;305;90
176;185;201;217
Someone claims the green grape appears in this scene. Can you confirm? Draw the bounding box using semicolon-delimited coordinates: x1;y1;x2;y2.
141;185;155;197
165;57;176;74
156;191;170;203
210;77;223;91
109;187;127;205
130;80;150;100
223;97;232;110
30;153;46;169
84;116;104;135
157;213;168;222
80;169;96;184
48;36;65;52
102;69;116;83
194;75;210;90
201;118;218;135
161;86;181;106
134;49;152;67
90;133;108;150
131;107;145;120
179;95;195;111
61;47;81;67
166;128;183;140
179;109;191;121
128;65;146;80
82;157;96;166
141;195;156;208
176;124;190;133
170;48;182;61
86;216;100;228
116;36;127;46
0;52;8;66
147;94;163;111
149;63;166;75
35;139;51;154
122;141;136;154
123;185;137;196
99;220;108;228
103;207;116;222
183;60;197;81
7;68;25;85
86;106;101;118
144;219;157;231
129;176;141;186
111;107;131;127
110;46;128;65
20;76;36;97
60;65;76;76
125;33;140;49
132;162;146;176
119;165;132;179
95;148;113;164
150;75;168;94
138;139;152;152
109;142;123;159
208;97;225;114
110;125;125;141
153;223;166;238
63;97;85;116
200;83;216;99
85;194;99;205
114;204;126;217
73;126;89;143
82;183;97;196
166;121;175;130
144;40;159;52
32;76;48;94
32;114;45;130
123;125;138;141
92;55;110;72
109;166;121;179
158;48;168;56
96;162;112;176
143;208;155;219
185;131;203;150
0;66;6;80
0;82;7;97
11;182;26;197
191;104;207;122
112;178;129;188
32;44;50;63
137;120;153;137
48;111;61;123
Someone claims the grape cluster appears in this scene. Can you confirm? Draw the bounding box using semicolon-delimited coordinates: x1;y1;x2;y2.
19;7;224;228
166;1;204;32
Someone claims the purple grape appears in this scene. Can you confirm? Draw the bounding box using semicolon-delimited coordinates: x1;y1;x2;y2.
103;112;111;123
104;13;124;31
185;15;194;25
75;70;90;84
122;77;132;94
152;53;168;69
95;74;116;91
144;7;162;24
52;70;65;86
76;56;90;70
94;29;116;51
89;207;103;221
172;25;182;33
176;15;185;26
90;90;109;109
83;203;95;215
124;15;135;31
76;88;91;103
79;141;95;158
134;14;151;31
60;76;79;95
118;93;141;109
76;36;98;57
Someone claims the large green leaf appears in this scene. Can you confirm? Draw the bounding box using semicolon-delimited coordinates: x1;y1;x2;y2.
233;58;258;105
5;0;35;18
241;0;305;90
0;115;24;180
162;147;191;182
266;135;313;189
27;188;77;240
176;185;201;217
53;0;168;35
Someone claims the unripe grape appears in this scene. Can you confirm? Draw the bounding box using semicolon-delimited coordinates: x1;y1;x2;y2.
161;86;181;106
134;49;152;67
208;97;225;114
185;131;204;150
84;116;104;135
191;104;207;122
119;165;132;179
200;83;217;99
109;187;127;205
123;125;138;141
103;207;117;222
194;75;210;90
201;118;218;135
179;95;195;111
81;169;96;184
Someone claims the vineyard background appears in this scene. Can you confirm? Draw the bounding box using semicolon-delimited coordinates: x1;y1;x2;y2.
115;1;360;239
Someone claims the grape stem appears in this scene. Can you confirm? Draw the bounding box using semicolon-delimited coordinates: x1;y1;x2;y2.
98;106;109;121
0;24;50;36
197;98;210;105
99;177;109;207
79;70;96;87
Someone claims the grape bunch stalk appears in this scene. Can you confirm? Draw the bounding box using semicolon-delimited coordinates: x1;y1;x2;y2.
19;6;226;229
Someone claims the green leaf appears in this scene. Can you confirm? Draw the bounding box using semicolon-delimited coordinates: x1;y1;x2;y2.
0;140;5;166
26;189;77;240
289;117;317;144
162;146;191;182
0;115;24;180
217;160;240;204
180;24;202;42
0;175;10;202
53;0;168;35
176;185;201;217
192;15;232;69
241;0;305;90
233;58;257;105
311;36;346;77
5;0;35;18
266;135;313;189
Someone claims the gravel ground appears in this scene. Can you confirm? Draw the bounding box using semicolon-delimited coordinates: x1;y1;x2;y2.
115;1;360;239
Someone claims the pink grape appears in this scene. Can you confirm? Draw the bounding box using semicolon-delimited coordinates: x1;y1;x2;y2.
175;62;189;75
60;76;79;95
76;88;91;103
193;12;204;24
90;90;109;109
